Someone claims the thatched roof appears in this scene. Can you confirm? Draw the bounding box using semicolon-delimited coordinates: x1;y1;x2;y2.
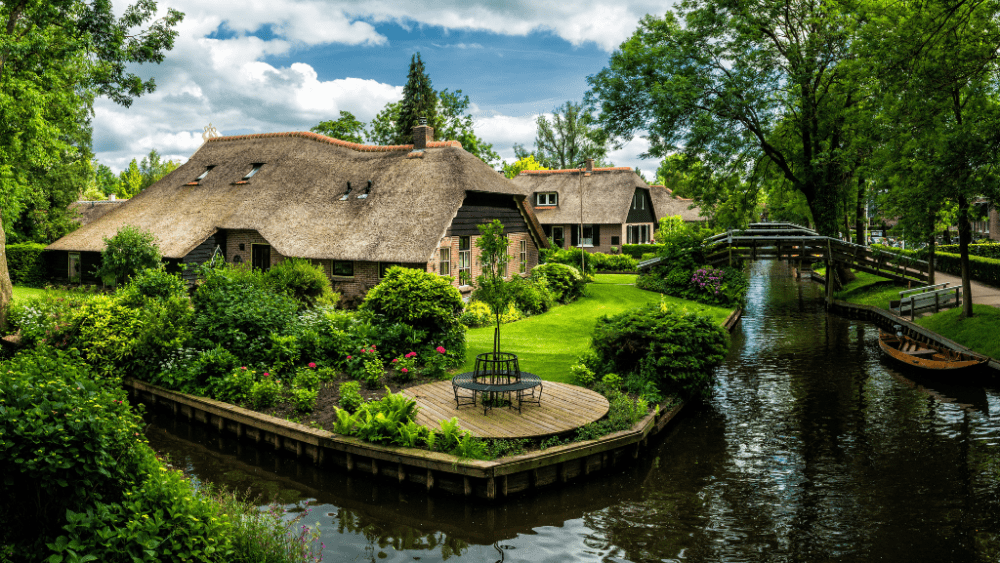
648;185;705;222
48;132;536;263
69;200;128;226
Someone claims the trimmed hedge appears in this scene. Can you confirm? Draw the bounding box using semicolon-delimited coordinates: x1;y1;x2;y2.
5;243;47;287
874;244;1000;286
621;244;659;259
938;242;1000;259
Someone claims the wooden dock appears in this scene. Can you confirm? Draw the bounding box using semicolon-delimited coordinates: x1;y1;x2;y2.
402;381;609;439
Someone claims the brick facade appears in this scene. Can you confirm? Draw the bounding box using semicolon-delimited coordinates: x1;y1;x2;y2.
544;223;652;254
226;230;286;268
429;231;539;293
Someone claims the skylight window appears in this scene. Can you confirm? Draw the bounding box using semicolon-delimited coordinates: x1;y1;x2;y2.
358;180;372;199
242;163;264;180
187;165;215;185
340;181;352;201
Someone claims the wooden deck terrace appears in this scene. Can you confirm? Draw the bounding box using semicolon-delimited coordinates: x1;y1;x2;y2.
402;381;609;439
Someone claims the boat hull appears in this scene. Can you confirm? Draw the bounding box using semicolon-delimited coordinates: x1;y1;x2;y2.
878;331;985;372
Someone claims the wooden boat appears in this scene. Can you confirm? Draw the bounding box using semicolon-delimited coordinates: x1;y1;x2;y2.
878;330;986;371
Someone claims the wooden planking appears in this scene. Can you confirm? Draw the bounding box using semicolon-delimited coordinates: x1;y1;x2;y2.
403;381;610;439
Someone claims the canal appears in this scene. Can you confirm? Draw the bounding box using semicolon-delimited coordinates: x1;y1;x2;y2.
144;261;1000;562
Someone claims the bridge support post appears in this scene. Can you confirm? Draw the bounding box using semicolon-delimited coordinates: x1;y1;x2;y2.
825;259;834;306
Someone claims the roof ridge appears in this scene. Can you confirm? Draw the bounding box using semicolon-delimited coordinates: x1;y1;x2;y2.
206;131;463;153
518;166;633;175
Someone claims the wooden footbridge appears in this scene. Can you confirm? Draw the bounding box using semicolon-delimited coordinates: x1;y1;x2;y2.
640;223;930;303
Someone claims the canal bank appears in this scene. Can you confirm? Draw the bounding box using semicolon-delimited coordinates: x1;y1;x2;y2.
146;260;1000;562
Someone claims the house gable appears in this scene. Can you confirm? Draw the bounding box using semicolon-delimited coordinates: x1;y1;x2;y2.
626;188;655;224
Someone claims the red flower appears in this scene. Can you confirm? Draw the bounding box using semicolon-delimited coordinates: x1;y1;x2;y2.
308;362;316;369
391;358;398;363
264;372;270;377
436;346;446;354
361;349;368;353
240;366;247;370
347;355;353;359
405;351;417;358
401;368;408;373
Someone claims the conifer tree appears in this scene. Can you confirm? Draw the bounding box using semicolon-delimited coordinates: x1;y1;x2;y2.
394;53;438;144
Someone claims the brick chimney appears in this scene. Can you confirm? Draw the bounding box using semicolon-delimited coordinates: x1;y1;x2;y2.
412;117;434;150
585;158;594;172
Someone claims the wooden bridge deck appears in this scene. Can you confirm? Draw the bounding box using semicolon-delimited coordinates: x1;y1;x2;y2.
401;381;610;439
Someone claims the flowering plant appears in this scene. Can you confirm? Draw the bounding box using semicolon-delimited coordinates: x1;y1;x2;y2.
423;345;450;380
690;267;724;297
345;345;384;388
392;352;418;382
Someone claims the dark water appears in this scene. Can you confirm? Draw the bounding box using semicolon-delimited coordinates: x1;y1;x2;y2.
143;261;1000;562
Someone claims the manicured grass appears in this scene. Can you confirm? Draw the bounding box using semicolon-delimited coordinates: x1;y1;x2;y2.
916;305;1000;359
592;273;637;285
832;271;906;310
11;285;77;302
460;284;732;383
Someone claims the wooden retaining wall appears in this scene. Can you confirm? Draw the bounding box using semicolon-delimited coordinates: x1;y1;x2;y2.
126;307;744;501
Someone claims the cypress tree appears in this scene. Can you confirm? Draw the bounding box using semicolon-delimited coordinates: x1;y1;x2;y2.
395;53;438;144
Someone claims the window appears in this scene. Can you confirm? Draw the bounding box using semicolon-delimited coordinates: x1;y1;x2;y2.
332;260;354;277
632;192;645;210
379;262;401;278
577;224;595;247
627;225;651;244
242;163;264;180
439;248;451;276
458;236;472;285
611;235;620;246
188;165;215;185
535;192;558;206
519;240;527;273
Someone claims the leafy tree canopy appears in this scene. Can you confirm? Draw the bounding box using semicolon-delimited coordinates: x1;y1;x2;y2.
502;155;549;179
311;110;367;144
515;101;611;170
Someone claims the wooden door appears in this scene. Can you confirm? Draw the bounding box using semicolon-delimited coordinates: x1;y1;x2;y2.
251;244;271;271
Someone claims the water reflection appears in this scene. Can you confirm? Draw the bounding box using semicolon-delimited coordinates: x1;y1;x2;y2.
144;261;1000;562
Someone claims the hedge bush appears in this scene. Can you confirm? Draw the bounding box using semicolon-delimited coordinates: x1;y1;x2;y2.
94;225;162;287
621;244;659;259
4;243;47;287
938;242;1000;259
874;244;1000;286
590;252;639;272
531;263;586;303
265;258;339;309
590;304;729;397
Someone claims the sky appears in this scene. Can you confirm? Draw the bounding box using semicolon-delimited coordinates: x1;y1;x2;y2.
93;0;673;177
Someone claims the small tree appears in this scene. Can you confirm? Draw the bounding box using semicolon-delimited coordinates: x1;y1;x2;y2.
94;225;161;287
311;111;367;144
475;220;514;355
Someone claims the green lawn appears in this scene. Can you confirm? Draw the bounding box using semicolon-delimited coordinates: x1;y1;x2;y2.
11;286;77;302
592;273;638;285
915;305;1000;359
833;271;905;310
460;281;732;383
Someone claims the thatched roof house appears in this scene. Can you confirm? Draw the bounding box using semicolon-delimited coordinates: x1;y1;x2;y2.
69;199;128;227
47;125;548;294
510;162;704;253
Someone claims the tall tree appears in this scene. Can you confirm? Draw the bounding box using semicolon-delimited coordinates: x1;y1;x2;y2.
436;89;501;167
138;149;180;190
311;111;367;144
521;101;610;169
587;3;859;239
117;159;143;199
368;101;401;146
394;53;438;144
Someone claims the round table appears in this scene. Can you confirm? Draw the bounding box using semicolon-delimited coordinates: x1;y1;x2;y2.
452;371;543;415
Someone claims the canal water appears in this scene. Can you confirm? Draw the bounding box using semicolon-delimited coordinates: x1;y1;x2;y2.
143;261;1000;562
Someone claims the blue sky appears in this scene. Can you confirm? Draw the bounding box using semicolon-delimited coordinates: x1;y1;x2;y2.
93;1;673;176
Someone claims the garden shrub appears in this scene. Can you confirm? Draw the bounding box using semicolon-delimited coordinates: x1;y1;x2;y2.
292;363;322;391
391;351;418;381
360;266;464;335
93;224;162;287
4;242;47;287
590;252;639;272
938;242;1000;259
591;304;729;397
531;262;586;303
339;381;363;412
6;292;94;347
191;264;299;364
876;244;1000;286
459;300;492;328
208;366;258;404
249;374;283;408
288;306;356;368
621;244;659;259
127;295;193;374
189;346;241;389
265;333;301;376
540;247;596;276
115;266;187;308
506;275;556;315
290;387;318;413
637;263;748;308
265;258;338;309
67;294;145;376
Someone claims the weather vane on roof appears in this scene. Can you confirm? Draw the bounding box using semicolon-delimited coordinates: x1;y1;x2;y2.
202;123;220;142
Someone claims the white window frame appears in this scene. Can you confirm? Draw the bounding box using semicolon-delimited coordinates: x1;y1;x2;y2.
577;224;595;247
458;236;472;285
536;192;558;206
439;248;451;277
519;240;527;274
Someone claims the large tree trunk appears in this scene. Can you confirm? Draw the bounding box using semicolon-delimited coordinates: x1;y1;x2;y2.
0;215;12;332
855;175;866;246
957;194;974;317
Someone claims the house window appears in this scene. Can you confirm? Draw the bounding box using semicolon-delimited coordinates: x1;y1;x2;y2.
379;262;401;279
535;192;558;206
519;240;526;274
627;225;651;244
439;248;451;277
611;235;620;246
458;236;472;285
332;260;354;277
577;224;595;247
68;252;81;282
188;165;215;185
632;192;644;210
242;163;264;180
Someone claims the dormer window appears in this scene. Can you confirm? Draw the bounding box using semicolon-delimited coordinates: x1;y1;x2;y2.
340;181;352;201
187;165;215;185
536;192;558;206
358;180;372;199
242;163;264;180
632;192;645;210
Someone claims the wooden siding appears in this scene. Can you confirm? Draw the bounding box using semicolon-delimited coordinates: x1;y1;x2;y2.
447;192;529;237
625;188;655;224
44;250;101;284
179;232;226;282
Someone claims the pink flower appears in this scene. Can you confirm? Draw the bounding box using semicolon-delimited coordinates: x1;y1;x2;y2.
308;362;316;369
240;366;247;370
436;346;446;354
347;355;352;359
405;351;417;358
401;368;408;373
264;372;270;377
361;348;367;353
391;358;398;363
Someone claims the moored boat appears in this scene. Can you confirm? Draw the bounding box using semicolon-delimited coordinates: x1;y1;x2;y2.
878;329;986;372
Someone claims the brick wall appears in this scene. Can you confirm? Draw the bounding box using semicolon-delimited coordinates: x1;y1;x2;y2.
430;232;539;293
226;230;285;268
543;223;632;254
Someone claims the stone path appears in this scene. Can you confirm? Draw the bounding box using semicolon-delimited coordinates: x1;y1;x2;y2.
934;272;1000;308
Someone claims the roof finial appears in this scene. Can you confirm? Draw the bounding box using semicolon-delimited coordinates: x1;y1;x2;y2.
418;116;427;126
202;123;221;143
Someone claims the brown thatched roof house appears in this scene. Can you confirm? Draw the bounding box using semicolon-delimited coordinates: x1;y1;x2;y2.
46;124;548;294
510;161;704;253
69;198;128;227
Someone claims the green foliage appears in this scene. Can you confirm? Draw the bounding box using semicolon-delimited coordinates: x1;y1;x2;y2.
94;225;162;287
621;244;659;259
265;258;338;310
264;333;300;376
591;304;729;397
589;252;639;272
531;262;586;303
360;266;464;350
474;219;514;354
290;387;318;413
116;159;144;199
4;243;47;287
138;149;180;192
332;389;419;444
391;352;419;381
338;381;363;413
191;264;299;364
877;244;1000;286
115;267;187;308
68;295;144;376
435;88;502;167
6;291;94;347
484;439;529;459
541;246;596;277
396;53;438;143
502;155;549;178
516;101;611;169
291;365;322;391
208;366;258;405
506;275;556;316
459;300;493;328
249;375;283;409
310;110;367;143
938;243;1000;259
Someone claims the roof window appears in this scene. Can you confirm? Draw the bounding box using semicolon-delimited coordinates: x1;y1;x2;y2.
340;182;353;201
358;180;372;199
186;165;215;186
242;163;264;180
536;192;558;206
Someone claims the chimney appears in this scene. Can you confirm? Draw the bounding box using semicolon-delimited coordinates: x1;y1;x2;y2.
585;158;594;172
109;194;117;201
412;116;434;150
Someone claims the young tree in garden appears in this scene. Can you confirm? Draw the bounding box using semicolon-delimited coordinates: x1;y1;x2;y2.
94;225;162;287
394;53;438;144
475;220;514;355
117;159;144;199
520;101;610;169
311;111;367;144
